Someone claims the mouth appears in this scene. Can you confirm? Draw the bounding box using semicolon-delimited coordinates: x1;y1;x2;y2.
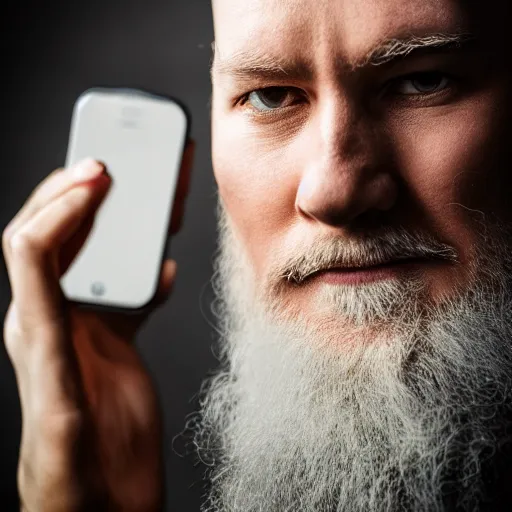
303;257;434;285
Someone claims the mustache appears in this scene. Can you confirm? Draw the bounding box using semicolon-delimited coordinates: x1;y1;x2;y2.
271;227;459;285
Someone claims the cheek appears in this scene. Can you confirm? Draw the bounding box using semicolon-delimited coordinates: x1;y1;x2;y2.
388;88;512;235
212;113;299;274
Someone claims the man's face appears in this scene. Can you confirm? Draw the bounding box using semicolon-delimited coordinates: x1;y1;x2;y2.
210;0;512;334
200;1;512;511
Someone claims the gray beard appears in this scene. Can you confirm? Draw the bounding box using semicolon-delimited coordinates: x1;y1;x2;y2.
194;204;512;512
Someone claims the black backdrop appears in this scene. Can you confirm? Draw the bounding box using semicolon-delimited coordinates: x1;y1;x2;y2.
0;1;217;510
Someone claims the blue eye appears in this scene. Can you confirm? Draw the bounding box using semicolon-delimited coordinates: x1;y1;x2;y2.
395;72;450;95
246;87;296;111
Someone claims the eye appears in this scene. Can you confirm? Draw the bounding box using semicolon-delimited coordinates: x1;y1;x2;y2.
243;87;300;112
394;72;451;95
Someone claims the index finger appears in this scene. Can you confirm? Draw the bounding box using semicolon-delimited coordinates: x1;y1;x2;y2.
3;159;105;248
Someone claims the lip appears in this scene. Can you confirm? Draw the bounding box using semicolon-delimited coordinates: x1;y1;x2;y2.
307;258;429;285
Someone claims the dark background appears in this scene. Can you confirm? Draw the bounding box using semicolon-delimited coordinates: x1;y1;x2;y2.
0;1;217;510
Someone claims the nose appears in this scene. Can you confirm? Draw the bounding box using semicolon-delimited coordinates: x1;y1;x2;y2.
295;94;398;227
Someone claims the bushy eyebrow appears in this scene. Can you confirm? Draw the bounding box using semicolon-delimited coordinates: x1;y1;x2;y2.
358;32;475;68
210;32;476;83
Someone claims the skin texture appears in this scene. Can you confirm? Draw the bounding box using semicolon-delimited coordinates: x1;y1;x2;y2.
210;0;512;331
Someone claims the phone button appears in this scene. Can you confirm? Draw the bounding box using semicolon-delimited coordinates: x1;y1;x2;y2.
91;281;106;296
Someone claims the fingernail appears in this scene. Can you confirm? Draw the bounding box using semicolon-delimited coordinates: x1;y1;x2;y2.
71;158;105;182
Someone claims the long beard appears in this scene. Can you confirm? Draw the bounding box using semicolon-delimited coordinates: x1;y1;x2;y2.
195;203;512;512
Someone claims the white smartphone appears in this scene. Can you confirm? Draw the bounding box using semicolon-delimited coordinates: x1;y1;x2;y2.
60;87;190;313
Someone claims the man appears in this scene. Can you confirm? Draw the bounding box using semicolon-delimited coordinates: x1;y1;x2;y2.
3;0;512;510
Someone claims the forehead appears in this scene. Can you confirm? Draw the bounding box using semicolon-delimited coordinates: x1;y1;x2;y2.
212;0;484;66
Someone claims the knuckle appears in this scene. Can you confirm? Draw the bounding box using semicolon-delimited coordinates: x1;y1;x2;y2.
3;303;24;360
9;229;43;256
2;223;13;256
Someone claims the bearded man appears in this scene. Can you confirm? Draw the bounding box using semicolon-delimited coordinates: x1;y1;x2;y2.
3;0;512;511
